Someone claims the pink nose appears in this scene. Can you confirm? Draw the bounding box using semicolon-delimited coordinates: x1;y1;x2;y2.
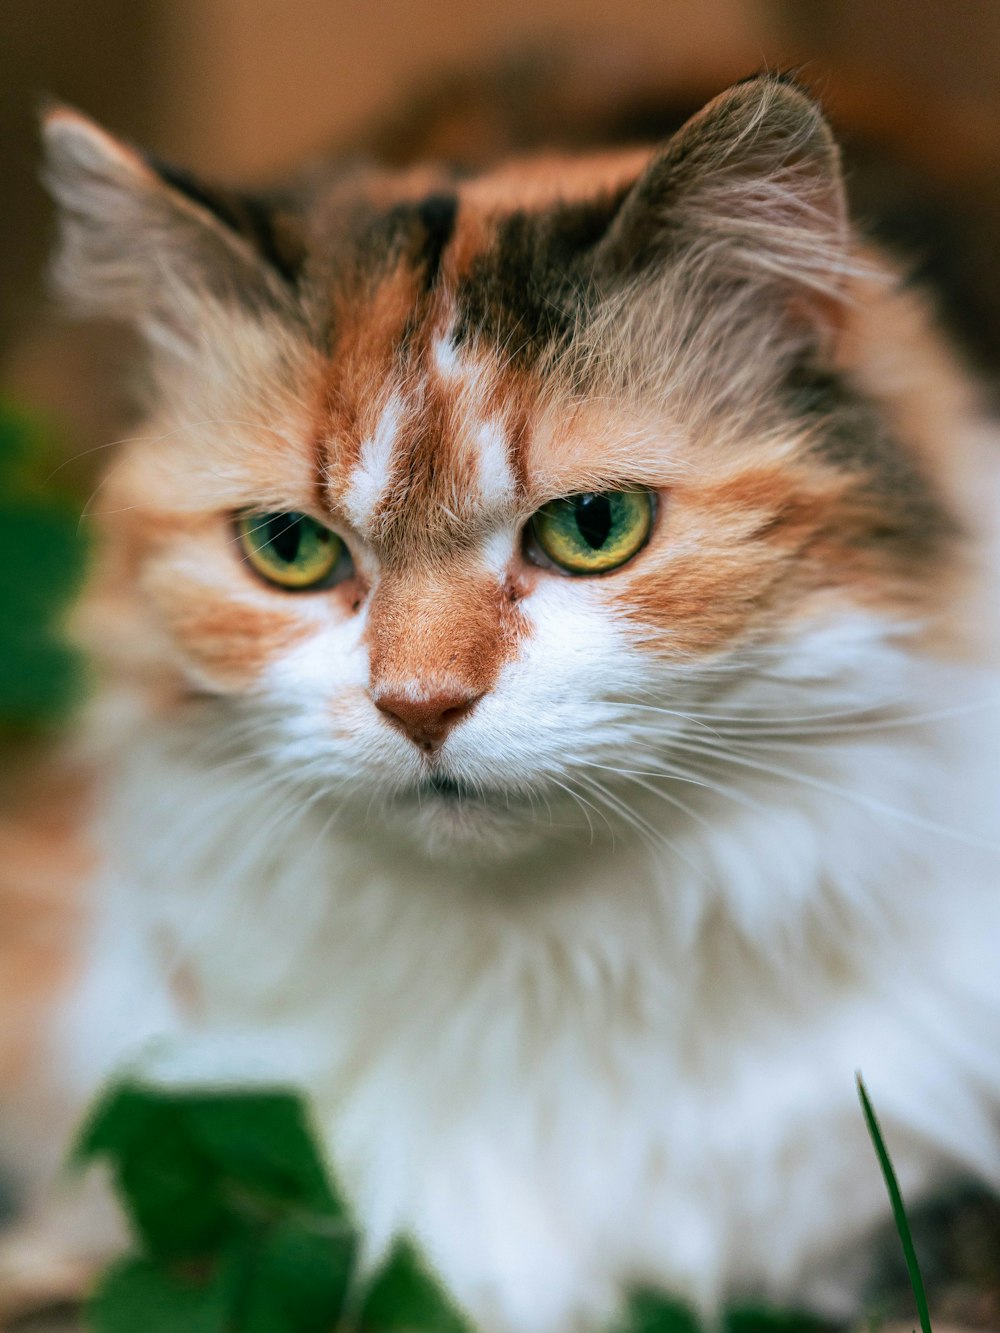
375;687;483;750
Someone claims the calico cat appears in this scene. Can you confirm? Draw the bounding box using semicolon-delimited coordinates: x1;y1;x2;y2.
2;66;1000;1329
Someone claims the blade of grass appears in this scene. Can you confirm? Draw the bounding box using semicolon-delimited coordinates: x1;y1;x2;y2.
856;1073;932;1333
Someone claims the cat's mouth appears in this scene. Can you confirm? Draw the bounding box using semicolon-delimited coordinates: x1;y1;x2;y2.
391;771;570;851
403;772;515;816
418;774;482;804
390;771;518;843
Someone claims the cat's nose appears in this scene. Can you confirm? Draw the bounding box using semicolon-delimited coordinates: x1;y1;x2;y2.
374;686;484;751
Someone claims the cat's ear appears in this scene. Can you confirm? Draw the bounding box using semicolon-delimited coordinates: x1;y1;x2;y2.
41;107;306;355
593;75;849;312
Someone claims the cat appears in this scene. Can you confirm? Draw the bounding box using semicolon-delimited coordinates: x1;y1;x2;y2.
2;64;1000;1330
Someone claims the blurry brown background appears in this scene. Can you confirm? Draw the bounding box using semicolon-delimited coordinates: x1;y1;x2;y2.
2;0;1000;450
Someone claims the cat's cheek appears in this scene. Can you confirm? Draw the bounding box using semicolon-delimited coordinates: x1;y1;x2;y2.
258;615;370;718
446;580;646;784
140;563;321;694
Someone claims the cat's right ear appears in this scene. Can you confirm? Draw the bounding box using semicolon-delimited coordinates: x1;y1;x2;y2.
591;76;851;317
41;107;305;358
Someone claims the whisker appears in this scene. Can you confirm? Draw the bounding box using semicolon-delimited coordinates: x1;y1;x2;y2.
546;774;607;845
665;732;1000;854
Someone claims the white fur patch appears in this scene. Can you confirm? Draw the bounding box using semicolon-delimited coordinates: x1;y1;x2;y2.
432;335;461;381
343;394;404;530
473;419;516;507
479;528;517;578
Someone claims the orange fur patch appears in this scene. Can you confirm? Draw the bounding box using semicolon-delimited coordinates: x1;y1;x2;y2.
146;572;313;691
367;564;526;699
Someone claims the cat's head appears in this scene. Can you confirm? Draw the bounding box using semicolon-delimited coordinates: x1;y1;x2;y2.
43;77;957;859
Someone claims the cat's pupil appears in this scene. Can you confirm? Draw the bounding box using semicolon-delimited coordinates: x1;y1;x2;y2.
574;494;613;549
266;514;303;564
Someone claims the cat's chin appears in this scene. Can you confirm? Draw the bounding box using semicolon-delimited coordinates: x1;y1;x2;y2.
383;774;555;860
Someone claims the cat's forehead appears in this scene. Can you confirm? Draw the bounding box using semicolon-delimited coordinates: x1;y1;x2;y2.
319;331;532;558
310;147;654;558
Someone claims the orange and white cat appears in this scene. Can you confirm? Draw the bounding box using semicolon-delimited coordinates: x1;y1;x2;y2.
2;71;1000;1328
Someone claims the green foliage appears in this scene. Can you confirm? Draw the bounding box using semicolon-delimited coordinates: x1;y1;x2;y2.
87;1253;243;1333
0;400;88;728
615;1290;700;1333
358;1239;472;1333
75;1080;465;1333
238;1220;355;1333
857;1074;933;1333
615;1291;835;1333
77;1083;348;1263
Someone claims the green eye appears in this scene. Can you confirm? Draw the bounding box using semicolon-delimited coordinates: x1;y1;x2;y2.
236;512;346;590
530;489;654;574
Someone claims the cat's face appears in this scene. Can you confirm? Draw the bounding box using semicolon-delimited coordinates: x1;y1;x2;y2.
45;79;954;855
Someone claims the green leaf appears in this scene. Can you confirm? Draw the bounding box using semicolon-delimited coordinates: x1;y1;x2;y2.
118;1111;233;1258
182;1091;346;1217
616;1290;841;1333
857;1074;933;1333
86;1254;239;1333
78;1082;364;1330
75;1083;172;1163
76;1082;346;1261
76;1086;230;1257
360;1238;472;1333
616;1290;701;1333
239;1218;356;1332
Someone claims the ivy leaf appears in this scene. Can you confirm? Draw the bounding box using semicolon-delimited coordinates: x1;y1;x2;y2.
76;1081;365;1331
77;1086;233;1258
616;1290;701;1333
181;1091;346;1218
239;1218;356;1332
359;1238;472;1333
76;1082;347;1260
87;1253;240;1333
76;1082;177;1163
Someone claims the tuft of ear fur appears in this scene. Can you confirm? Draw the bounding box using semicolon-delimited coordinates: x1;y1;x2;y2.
41;108;304;358
593;75;851;302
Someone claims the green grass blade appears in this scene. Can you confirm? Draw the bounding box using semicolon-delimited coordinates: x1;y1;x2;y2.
856;1073;932;1333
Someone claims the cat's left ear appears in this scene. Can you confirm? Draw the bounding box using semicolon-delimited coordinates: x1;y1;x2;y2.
592;75;849;312
41;107;306;355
